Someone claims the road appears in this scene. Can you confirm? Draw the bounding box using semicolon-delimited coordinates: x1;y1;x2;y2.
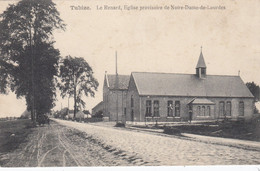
1;119;260;166
1;121;131;167
56;119;260;165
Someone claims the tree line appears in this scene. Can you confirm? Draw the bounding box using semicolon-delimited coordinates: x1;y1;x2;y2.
0;0;98;125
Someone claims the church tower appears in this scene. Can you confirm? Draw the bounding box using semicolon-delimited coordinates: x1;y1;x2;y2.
196;47;207;79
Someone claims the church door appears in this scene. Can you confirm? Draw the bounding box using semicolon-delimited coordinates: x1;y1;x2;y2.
131;109;134;122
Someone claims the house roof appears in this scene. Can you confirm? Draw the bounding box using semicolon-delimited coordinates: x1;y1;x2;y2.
92;101;103;110
131;72;254;98
106;74;130;90
76;111;85;116
196;52;206;68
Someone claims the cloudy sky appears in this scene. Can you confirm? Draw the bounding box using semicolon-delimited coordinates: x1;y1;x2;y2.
0;0;259;117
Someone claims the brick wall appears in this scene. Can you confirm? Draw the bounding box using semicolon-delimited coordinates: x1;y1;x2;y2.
126;75;141;121
126;94;254;122
103;75;130;122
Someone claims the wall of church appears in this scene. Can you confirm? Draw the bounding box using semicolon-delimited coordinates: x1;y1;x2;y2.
125;94;254;122
103;78;127;121
126;75;141;121
104;90;127;121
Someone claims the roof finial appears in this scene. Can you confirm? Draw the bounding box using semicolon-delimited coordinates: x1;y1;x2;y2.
201;46;202;53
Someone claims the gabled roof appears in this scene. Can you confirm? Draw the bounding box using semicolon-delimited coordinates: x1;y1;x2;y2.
196;52;206;68
106;74;130;90
188;98;215;105
76;110;85;116
131;72;254;98
92;101;103;110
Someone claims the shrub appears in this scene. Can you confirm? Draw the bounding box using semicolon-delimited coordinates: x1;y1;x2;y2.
163;126;181;135
115;122;125;127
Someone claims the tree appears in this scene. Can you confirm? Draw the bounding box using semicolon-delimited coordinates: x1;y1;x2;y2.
0;0;65;123
246;82;260;102
246;82;260;113
58;56;99;118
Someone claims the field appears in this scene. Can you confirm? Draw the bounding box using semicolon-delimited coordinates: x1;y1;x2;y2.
0;119;33;153
0;119;34;165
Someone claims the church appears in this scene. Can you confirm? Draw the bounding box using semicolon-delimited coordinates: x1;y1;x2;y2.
101;50;254;122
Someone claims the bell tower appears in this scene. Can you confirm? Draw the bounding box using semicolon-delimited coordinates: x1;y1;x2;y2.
196;47;207;79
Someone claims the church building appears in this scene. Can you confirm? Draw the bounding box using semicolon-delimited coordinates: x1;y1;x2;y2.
102;50;254;122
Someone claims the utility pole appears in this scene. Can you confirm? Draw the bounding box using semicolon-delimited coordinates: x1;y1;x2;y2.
115;51;119;124
73;72;77;119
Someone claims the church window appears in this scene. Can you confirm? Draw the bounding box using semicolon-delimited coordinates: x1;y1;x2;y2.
226;101;232;116
131;95;134;108
197;106;201;115
219;101;225;116
145;100;152;117
175;101;180;117
167;100;173;117
206;106;210;116
202;106;205;116
153;100;160;117
239;101;244;116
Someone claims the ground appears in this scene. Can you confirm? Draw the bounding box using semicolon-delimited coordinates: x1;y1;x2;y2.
0;119;260;167
0;120;132;167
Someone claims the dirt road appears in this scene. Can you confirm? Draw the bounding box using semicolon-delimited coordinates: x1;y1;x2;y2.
1;121;134;167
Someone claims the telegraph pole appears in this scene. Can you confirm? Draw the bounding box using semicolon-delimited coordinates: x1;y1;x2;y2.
115;51;119;124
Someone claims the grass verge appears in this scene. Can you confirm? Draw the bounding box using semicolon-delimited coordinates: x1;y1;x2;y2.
0;119;33;154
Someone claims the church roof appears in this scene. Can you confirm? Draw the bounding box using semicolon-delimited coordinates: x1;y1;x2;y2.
131;72;253;98
196;51;206;68
106;74;130;90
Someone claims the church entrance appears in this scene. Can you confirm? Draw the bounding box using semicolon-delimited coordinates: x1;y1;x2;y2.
131;109;134;122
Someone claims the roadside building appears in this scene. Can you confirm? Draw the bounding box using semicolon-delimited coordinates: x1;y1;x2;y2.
67;109;74;120
92;101;104;115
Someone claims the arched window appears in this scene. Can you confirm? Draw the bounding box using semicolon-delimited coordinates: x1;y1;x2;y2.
153;100;160;117
226;101;231;116
145;100;152;117
239;101;244;116
202;106;205;116
219;101;225;116
131;95;134;108
175;101;180;117
206;106;210;116
197;106;201;116
167;101;173;117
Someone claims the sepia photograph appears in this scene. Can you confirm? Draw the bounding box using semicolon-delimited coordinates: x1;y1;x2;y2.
0;0;259;170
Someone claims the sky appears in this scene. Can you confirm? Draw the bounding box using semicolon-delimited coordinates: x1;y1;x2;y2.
0;0;260;117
